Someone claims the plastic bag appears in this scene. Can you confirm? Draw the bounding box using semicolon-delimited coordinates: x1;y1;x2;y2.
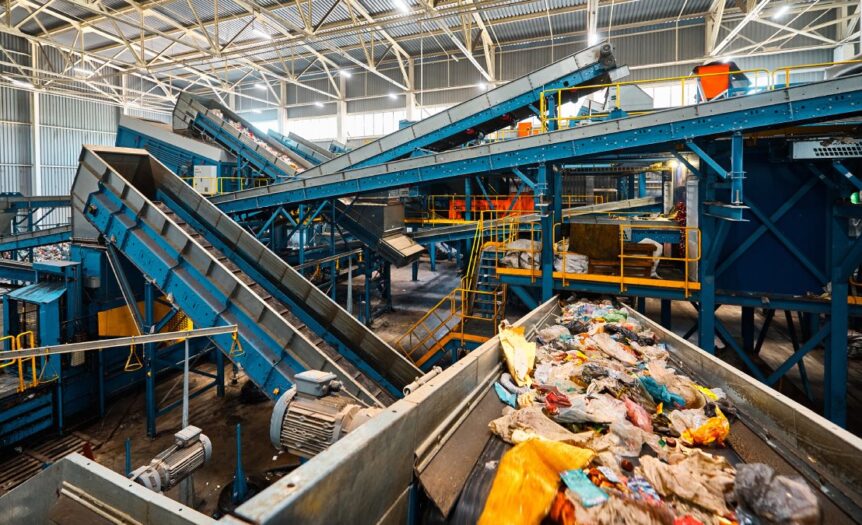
592;332;638;365
555;394;628;425
733;463;821;525
624;397;653;432
608;420;647;457
499;323;536;387
538;325;572;344
682;406;730;446
479;440;594;525
639;376;686;408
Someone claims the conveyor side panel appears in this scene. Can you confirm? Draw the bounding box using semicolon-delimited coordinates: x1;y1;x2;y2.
70;146;382;406
145;161;420;390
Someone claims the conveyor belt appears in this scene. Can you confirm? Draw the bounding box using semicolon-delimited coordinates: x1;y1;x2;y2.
173;93;303;179
213;74;862;214
155;202;393;405
268;130;335;167
299;42;622;176
0;225;72;252
72;146;389;407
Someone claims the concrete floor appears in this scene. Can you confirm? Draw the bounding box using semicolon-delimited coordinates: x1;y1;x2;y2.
5;257;861;516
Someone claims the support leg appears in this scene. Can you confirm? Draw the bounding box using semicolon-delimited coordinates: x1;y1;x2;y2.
741;306;755;354
144;283;156;438
660;299;672;329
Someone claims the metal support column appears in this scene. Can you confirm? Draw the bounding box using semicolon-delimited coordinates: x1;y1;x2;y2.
730;131;745;204
465;178;473;267
538;163;553;301
827;206;850;426
363;248;372;325
144;282;156;438
553;165;562;240
660;299;672;329
330;201;337;301
741;306;755;353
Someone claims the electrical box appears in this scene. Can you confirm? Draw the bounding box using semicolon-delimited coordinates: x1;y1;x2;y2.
192;165;218;195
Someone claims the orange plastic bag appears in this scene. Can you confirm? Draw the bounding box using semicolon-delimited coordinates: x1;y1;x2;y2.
683;406;730;446
479;440;594;525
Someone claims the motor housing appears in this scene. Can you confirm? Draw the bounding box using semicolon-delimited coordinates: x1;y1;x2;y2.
270;370;380;459
131;425;212;493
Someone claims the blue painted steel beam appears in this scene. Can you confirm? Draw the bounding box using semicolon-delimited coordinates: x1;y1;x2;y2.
832;161;862;192
686;141;729;178
213;74;862;213
0;260;36;282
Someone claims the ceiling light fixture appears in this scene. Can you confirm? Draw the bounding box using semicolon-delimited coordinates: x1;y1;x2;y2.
251;109;262;114
477;82;488;90
314;101;324;108
73;67;91;75
254;83;267;90
339;70;352;78
587;32;600;46
10;78;33;89
772;5;790;20
388;93;398;99
393;0;410;13
253;28;273;40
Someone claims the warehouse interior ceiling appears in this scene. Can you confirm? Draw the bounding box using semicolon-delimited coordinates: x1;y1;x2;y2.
0;0;859;114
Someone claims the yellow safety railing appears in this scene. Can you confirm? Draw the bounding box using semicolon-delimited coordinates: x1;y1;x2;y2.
0;335;16;370
538;59;862;132
772;59;862;88
15;331;38;392
494;223;702;297
419;194;605;222
395;216;511;364
539;68;771;132
181;176;270;196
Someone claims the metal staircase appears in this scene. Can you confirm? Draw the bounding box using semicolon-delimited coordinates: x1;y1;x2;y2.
394;222;509;369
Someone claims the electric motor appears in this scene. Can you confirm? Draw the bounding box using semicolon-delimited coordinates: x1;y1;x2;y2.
131;425;212;493
269;370;380;459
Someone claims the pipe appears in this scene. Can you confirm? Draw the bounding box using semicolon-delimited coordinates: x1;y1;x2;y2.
402;366;443;395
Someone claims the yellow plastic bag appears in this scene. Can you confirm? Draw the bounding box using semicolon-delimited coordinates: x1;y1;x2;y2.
682;406;730;446
499;323;536;387
479;440;594;525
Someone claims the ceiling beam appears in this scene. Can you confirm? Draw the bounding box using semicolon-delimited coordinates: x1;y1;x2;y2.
710;0;771;56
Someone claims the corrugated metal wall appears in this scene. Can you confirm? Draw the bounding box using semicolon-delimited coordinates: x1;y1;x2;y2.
0;33;31;194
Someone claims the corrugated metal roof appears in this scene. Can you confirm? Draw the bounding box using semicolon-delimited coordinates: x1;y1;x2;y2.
9;280;66;304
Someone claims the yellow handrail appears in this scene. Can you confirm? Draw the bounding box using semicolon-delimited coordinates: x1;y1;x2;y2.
15;331;37;391
495;223;701;297
539;67;771;131
0;335;16;369
772;59;862;88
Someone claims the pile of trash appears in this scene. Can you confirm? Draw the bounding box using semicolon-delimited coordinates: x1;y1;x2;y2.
499;239;589;274
481;299;821;525
209;110;301;172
